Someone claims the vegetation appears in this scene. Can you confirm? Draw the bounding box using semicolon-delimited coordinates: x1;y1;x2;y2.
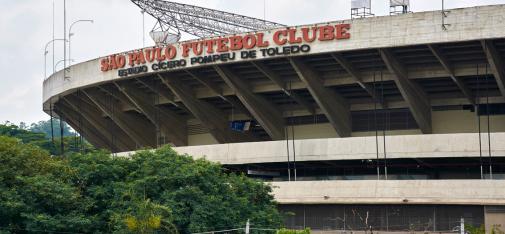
27;119;73;138
276;228;311;234
0;122;93;155
0;123;282;233
4;119;74;139
466;224;505;234
466;224;485;234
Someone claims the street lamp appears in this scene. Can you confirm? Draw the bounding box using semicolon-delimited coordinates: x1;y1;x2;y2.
55;59;74;72
69;19;93;66
44;38;67;79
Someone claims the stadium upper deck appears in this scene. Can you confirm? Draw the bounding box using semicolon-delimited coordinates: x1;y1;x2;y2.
43;4;505;150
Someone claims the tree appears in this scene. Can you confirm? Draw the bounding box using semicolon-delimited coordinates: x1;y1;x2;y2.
0;123;46;143
117;147;282;233
29;119;74;139
0;136;92;233
113;196;178;234
67;147;282;233
0;123;94;155
0;126;282;233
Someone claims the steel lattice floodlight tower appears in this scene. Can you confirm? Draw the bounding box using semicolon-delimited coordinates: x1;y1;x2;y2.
390;0;410;15
131;0;286;45
351;0;374;19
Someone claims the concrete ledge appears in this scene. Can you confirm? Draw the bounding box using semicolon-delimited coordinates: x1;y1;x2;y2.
43;4;505;105
172;133;505;165
271;180;505;205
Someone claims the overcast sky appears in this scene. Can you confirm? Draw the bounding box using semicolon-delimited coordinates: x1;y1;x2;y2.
0;0;504;125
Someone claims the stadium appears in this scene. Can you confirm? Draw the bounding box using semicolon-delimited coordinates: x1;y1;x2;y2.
43;0;505;232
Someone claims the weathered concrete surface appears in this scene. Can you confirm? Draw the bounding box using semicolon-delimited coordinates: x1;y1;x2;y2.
43;4;505;105
171;133;505;165
485;207;505;234
271;180;505;205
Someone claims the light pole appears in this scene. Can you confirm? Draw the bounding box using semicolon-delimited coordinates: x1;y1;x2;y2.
69;19;93;66
55;59;74;72
44;38;67;79
141;10;145;47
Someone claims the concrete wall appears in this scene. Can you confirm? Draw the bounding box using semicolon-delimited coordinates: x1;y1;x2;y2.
485;207;505;234
173;132;505;165
270;180;505;205
433;110;505;133
286;123;430;138
188;133;218;146
43;4;505;105
185;110;505;145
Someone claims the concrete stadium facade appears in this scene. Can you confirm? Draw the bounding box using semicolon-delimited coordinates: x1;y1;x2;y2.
44;4;505;233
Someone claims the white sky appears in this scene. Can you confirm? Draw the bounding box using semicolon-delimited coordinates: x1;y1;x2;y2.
0;0;504;125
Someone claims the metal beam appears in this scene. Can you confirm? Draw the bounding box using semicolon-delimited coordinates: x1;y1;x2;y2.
214;65;285;140
251;61;315;114
330;53;384;107
289;57;351;137
379;48;432;133
481;40;505;98
428;44;475;105
159;74;256;143
62;95;136;151
115;81;188;146
83;88;157;148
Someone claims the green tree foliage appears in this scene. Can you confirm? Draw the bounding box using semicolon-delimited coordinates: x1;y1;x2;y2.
276;228;311;234
29;119;73;138
466;224;485;234
113;196;179;234
0;123;94;155
0;136;91;233
0;128;282;233
122;148;281;233
0;122;46;143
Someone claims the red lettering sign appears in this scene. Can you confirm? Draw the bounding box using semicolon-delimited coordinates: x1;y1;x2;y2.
100;24;351;72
